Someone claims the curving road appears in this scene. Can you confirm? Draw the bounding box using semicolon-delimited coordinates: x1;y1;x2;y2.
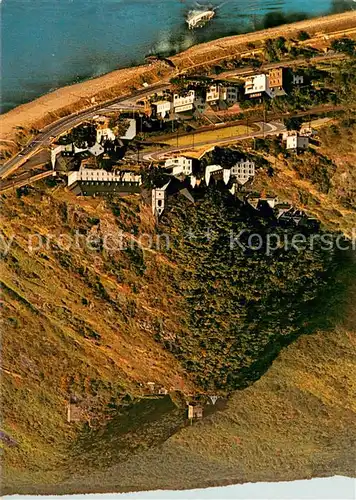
142;121;285;162
0;82;170;180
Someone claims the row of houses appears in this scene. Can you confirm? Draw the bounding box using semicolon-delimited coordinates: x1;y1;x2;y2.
149;67;304;120
246;193;318;226
151;156;256;218
64;151;241;204
244;67;303;99
64;125;312;205
151;87;243;119
162;156;255;185
151;160;318;223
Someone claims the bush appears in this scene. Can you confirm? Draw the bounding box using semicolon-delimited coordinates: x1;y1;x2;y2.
284;117;303;131
297;30;310;41
331;37;356;56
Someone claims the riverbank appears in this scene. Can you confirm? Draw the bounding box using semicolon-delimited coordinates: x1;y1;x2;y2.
1;11;356;147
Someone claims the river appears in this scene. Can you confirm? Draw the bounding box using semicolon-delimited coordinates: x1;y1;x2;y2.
1;0;353;113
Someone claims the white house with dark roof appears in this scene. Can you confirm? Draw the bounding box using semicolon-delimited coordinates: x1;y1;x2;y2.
286;134;309;152
152;180;171;217
205;165;223;186
165;156;193;176
67;168;142;196
173;90;195;113
151;100;172;119
230;160;255;185
68;168;142;188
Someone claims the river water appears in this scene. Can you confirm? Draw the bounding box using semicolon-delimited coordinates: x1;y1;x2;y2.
1;0;353;113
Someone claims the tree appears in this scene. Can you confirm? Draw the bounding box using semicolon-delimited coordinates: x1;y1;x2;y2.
140;165;169;189
297;30;310;41
284;117;303;131
275;36;287;53
331;37;356;57
264;38;278;62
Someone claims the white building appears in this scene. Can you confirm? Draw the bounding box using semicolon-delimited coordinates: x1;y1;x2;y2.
120;119;137;140
51;143;88;168
190;175;198;188
245;74;268;97
88;143;105;157
223;169;231;185
230;160;255;185
68;169;142;188
165;156;193;176
282;130;294;140
206;84;220;103
51;144;72;168
245;73;287;98
173;90;195;113
286;134;309;152
152;180;171;217
264;196;279;209
205;165;222;186
151;100;172;119
96;127;116;144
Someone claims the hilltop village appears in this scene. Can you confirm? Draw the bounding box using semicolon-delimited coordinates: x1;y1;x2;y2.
2;13;356;497
49;61;325;223
3;32;355;212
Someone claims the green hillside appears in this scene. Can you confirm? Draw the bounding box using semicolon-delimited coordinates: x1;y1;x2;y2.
2;118;356;495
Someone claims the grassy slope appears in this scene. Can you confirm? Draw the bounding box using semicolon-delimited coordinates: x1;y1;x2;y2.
104;324;356;491
1;189;194;492
7;321;356;494
2;120;356;494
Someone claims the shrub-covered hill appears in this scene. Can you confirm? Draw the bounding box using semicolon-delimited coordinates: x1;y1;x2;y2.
158;188;347;391
4;322;356;495
1;142;355;494
1;189;196;491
